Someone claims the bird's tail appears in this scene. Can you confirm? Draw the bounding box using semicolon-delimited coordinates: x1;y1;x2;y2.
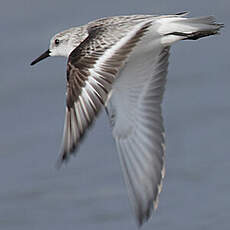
157;15;223;45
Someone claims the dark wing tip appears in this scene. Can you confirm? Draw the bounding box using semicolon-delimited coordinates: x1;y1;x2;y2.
55;141;79;169
136;206;153;228
55;150;69;170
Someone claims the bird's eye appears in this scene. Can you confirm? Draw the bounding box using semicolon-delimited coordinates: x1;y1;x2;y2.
54;39;60;45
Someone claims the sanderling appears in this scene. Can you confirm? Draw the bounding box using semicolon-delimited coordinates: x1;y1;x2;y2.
31;13;223;226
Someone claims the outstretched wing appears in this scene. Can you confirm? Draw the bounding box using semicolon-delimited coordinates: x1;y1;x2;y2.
59;21;152;163
106;39;170;225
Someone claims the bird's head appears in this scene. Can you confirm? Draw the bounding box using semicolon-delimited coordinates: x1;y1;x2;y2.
31;27;86;66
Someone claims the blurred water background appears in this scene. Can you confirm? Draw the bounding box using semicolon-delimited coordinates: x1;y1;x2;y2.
0;0;229;229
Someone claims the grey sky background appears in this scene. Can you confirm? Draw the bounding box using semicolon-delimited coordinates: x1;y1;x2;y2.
0;0;229;230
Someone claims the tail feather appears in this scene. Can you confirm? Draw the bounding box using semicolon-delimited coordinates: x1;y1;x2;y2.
166;29;221;40
181;16;220;26
158;15;223;45
177;16;223;37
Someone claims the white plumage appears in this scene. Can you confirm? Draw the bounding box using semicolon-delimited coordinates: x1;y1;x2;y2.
30;13;223;226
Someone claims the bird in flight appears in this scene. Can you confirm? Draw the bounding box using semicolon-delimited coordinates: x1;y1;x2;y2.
31;12;222;226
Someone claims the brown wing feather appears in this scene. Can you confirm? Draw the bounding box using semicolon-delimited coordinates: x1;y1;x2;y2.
59;22;151;164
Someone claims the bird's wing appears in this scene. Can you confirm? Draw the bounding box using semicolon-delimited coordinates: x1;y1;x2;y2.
59;21;152;163
106;34;170;225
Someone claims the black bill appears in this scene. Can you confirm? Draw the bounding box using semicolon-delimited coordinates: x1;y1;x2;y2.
30;49;50;66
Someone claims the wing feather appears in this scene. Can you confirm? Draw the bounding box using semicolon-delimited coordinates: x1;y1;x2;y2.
58;21;152;163
106;44;170;225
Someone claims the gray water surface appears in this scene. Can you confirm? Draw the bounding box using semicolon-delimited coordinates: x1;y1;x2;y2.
1;1;229;230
